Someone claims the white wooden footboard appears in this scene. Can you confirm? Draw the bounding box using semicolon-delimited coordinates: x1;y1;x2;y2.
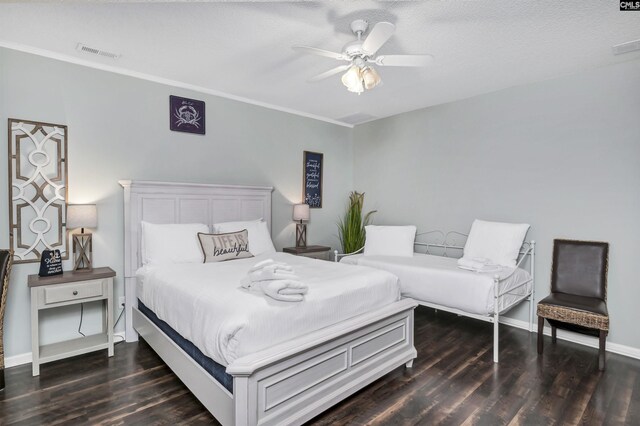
229;298;417;426
134;299;417;426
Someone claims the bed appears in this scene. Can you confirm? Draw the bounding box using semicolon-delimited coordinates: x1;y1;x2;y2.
336;230;535;363
120;180;417;426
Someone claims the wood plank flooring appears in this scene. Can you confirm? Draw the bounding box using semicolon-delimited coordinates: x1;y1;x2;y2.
1;306;638;425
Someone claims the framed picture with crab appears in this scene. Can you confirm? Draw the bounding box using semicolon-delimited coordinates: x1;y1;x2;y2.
170;95;205;134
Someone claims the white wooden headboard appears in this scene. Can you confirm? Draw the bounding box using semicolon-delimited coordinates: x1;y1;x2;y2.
119;180;273;341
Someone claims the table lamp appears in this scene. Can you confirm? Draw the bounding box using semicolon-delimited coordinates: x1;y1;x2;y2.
67;204;97;271
293;203;310;248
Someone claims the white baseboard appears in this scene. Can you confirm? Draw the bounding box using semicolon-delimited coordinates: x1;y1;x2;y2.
7;322;640;368
4;332;126;368
4;351;32;368
499;316;640;360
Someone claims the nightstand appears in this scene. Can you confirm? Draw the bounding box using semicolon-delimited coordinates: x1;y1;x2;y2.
283;245;332;260
28;267;115;376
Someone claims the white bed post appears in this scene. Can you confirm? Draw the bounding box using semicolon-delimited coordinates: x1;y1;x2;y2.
119;180;139;342
528;240;536;332
493;274;500;363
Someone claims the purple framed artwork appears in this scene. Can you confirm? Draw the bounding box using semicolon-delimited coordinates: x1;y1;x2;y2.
170;95;205;134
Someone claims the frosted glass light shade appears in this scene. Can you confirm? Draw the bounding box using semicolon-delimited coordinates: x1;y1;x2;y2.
293;204;310;222
362;67;381;90
67;204;98;230
341;66;363;92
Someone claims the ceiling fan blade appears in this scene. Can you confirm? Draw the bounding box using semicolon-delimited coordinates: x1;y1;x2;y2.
308;65;350;82
361;22;395;55
292;45;346;61
375;54;434;67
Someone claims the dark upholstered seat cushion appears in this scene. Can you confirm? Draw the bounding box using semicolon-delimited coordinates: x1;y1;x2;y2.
539;293;608;316
538;292;609;330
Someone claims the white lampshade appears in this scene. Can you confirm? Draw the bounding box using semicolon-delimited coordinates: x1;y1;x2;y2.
67;204;98;230
292;204;310;222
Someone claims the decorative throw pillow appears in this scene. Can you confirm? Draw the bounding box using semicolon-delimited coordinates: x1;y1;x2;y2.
198;230;254;262
213;219;276;256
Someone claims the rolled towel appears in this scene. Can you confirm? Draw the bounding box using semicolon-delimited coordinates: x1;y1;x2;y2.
249;259;293;273
457;257;502;272
260;279;308;302
249;268;299;282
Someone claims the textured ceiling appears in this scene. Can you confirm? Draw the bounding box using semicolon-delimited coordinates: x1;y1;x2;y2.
0;1;638;126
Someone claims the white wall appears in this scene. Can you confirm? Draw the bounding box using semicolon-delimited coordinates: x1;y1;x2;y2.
0;48;353;357
354;59;640;350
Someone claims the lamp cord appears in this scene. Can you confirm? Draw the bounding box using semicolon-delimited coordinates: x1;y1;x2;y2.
78;303;86;337
77;301;126;342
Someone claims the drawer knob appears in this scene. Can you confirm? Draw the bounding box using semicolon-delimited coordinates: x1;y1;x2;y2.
73;290;78;296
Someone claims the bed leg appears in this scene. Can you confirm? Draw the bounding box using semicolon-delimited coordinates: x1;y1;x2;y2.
528;295;535;333
493;316;499;363
405;359;414;368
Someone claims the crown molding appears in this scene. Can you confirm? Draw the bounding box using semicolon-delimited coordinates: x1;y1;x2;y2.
0;40;354;129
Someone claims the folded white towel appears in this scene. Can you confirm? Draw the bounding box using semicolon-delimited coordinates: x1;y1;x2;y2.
242;260;307;301
249;268;299;282
260;279;308;302
249;259;293;273
457;257;502;273
240;275;257;291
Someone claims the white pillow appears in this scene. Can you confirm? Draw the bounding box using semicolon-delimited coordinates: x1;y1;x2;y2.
364;225;417;257
463;219;530;267
141;221;209;265
213;219;276;256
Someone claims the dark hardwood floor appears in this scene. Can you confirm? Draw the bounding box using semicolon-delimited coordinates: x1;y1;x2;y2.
1;306;638;425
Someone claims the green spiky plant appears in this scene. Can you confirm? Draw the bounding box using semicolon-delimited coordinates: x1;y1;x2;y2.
337;191;376;254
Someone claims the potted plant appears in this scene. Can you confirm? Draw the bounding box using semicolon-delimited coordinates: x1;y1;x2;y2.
337;191;376;254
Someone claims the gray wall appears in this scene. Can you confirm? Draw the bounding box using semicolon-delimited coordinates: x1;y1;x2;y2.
0;48;353;357
354;59;640;350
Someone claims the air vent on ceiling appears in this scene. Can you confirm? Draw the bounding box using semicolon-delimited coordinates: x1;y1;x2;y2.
338;112;378;125
612;39;640;56
76;43;121;59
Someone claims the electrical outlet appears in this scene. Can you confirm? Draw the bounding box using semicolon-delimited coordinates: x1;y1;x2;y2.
119;296;125;307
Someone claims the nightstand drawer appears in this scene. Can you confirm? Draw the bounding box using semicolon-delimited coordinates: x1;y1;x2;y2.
44;280;104;304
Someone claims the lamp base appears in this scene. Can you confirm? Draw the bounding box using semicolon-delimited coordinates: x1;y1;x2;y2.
295;223;307;248
72;233;93;271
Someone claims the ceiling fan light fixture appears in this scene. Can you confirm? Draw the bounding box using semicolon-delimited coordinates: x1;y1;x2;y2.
347;79;365;93
362;67;381;90
341;65;363;91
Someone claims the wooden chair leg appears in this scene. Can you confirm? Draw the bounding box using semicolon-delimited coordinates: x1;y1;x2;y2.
551;326;557;344
599;330;606;371
537;316;544;354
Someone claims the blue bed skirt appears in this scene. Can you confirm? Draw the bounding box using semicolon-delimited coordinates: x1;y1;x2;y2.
138;300;234;393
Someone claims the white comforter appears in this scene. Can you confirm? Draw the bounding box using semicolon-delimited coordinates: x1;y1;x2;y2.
341;253;532;315
136;253;399;366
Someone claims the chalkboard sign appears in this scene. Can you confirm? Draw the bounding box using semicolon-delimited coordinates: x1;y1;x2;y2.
39;249;63;277
303;151;323;208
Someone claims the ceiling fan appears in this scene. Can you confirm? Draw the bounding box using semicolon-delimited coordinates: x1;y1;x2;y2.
293;19;434;94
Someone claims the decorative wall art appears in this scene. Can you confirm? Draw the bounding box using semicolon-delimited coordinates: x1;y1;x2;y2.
8;119;68;264
303;151;323;208
170;95;206;134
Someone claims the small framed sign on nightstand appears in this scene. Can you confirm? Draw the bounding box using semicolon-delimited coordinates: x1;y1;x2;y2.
283;245;331;260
